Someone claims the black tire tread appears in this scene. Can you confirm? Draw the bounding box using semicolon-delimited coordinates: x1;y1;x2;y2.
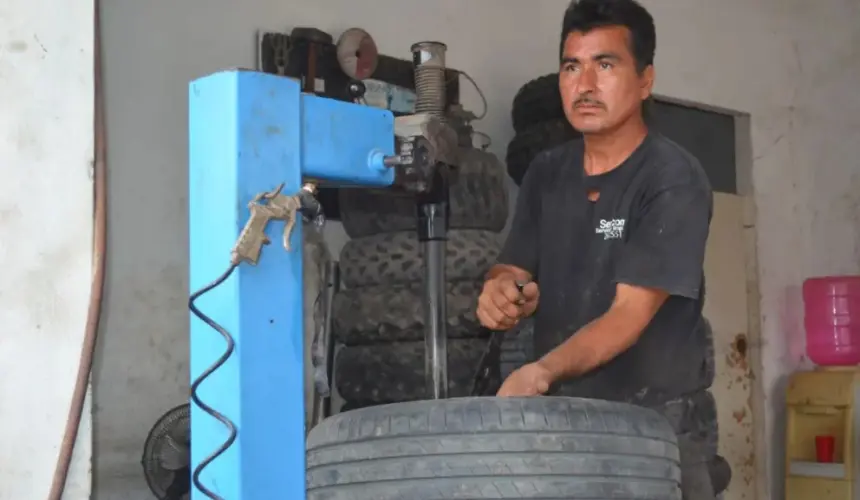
339;229;501;289
505;119;579;185
332;280;482;345
500;318;535;378
511;73;565;133
333;339;489;403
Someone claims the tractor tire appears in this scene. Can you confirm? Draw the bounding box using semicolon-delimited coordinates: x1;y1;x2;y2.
511;73;565;133
332;280;483;345
506;119;580;185
333;339;489;404
339;229;501;289
306;397;682;499
339;147;508;238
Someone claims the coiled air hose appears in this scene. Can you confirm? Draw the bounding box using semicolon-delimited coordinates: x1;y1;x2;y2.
188;263;239;500
186;185;322;500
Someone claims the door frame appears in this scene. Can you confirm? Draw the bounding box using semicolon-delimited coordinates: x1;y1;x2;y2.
653;94;764;498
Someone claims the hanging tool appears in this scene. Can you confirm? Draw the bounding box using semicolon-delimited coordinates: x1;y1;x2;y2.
230;183;321;266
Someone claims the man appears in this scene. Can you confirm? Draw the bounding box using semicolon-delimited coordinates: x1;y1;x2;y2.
476;0;721;498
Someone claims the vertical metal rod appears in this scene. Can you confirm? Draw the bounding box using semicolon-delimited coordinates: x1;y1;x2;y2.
417;166;450;399
422;217;448;399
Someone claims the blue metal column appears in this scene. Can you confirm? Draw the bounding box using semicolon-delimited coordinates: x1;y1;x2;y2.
188;70;394;500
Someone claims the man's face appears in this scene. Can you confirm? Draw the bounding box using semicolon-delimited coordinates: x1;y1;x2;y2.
559;25;653;134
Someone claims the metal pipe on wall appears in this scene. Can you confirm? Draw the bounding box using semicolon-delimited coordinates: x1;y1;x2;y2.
48;0;107;497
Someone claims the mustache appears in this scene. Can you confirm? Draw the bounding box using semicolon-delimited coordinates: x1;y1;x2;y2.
574;96;604;108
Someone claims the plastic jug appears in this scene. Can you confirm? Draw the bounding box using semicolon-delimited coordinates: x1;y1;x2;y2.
803;276;860;366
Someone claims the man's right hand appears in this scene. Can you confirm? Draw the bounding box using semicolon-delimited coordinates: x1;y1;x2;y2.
476;274;540;330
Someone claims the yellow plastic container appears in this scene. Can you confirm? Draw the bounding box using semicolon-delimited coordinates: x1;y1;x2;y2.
786;367;860;499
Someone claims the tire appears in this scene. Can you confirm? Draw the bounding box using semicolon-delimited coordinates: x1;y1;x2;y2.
506;119;580;185
499;317;535;378
332;280;482;345
338;400;394;412
511;73;565;133
339;229;501;289
333;338;488;403
303;227;331;428
690;390;720;461
701;316;715;386
339;147;509;238
709;455;732;495
307;397;682;499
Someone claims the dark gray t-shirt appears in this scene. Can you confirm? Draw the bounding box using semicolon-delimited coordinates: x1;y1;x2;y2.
498;130;714;406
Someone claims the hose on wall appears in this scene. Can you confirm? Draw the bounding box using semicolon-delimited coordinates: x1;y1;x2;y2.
47;0;106;496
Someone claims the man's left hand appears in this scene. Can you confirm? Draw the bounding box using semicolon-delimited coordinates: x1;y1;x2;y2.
497;361;554;397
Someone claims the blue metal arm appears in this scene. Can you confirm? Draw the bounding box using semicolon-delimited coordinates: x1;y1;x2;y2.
188;70;395;500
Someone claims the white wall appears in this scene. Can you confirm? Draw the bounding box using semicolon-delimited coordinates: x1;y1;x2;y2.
0;0;94;499
1;0;856;498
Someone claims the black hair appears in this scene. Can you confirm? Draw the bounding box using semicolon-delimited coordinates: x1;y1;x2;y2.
560;0;656;73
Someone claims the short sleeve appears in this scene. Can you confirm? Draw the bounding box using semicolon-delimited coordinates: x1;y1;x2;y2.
496;163;541;276
613;182;712;299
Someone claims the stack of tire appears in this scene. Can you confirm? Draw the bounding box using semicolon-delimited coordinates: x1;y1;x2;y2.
331;146;510;410
506;73;581;185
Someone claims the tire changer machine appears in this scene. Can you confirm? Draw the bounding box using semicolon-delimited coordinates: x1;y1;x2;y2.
188;41;493;499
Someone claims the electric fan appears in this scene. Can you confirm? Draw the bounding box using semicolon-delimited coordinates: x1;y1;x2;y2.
141;403;191;500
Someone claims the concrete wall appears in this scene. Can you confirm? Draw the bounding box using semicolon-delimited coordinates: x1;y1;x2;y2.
2;0;858;498
0;0;94;499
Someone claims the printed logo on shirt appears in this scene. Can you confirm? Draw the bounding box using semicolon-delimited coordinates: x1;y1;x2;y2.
595;218;626;240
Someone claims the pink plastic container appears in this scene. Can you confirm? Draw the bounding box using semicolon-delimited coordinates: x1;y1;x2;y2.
803;275;860;366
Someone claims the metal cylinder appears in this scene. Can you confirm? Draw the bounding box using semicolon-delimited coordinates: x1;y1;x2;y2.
423;237;448;399
410;41;448;120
